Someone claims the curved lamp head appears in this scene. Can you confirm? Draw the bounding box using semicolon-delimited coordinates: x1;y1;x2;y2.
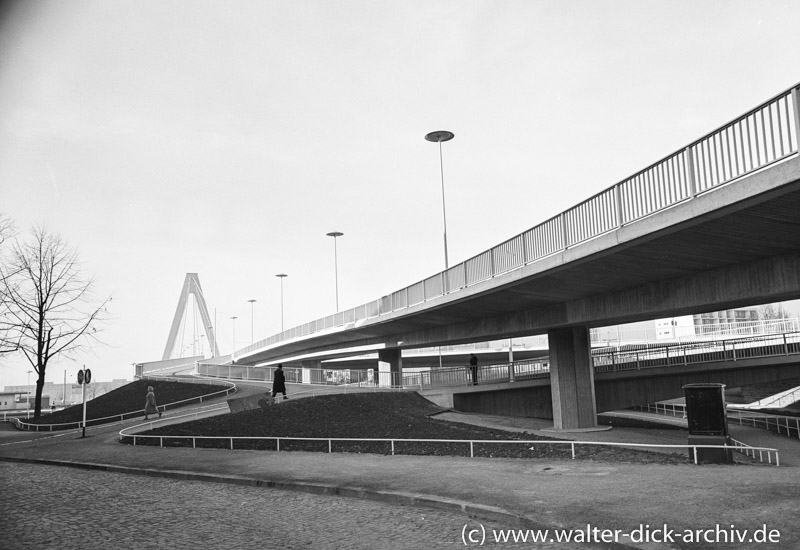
425;130;454;143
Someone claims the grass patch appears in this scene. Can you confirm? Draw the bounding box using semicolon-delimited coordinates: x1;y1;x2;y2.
130;392;689;464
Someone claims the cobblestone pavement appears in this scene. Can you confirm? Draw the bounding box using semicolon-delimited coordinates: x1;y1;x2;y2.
1;463;589;550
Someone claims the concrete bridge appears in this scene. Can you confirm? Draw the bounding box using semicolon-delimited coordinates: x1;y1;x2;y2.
194;83;800;430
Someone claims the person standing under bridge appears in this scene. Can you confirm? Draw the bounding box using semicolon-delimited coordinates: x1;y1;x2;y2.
469;354;478;386
272;364;288;400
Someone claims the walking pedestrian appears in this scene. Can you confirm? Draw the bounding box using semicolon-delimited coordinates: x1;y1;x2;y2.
469;353;479;386
272;364;289;400
144;386;162;420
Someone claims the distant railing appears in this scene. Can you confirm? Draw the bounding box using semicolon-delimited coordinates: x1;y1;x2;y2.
728;410;800;440
741;385;800;409
236;83;800;361
13;380;236;432
593;331;800;373
636;402;800;441
200;331;800;393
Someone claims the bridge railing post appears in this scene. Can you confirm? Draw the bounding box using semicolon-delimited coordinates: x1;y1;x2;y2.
685;146;697;199
792;86;800;153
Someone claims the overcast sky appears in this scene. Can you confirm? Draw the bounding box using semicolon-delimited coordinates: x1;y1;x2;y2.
1;1;798;388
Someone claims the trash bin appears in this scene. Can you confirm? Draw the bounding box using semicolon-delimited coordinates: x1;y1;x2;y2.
682;383;733;464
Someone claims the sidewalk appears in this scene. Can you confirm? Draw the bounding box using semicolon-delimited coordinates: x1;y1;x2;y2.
2;391;799;549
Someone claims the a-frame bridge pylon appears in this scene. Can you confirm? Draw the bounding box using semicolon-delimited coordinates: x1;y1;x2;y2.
162;273;220;360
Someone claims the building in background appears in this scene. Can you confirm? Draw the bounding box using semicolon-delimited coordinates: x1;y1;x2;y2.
2;379;129;406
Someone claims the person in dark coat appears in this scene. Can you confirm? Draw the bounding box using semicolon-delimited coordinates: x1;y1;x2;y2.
144;386;162;419
272;364;288;399
469;354;478;386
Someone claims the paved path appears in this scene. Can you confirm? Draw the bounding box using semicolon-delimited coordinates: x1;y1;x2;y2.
2;462;568;549
2;383;799;550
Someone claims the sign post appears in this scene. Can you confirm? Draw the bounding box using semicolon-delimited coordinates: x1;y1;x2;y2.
77;367;92;438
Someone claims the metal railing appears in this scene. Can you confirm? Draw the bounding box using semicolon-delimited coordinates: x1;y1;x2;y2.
635;402;800;442
593;331;800;373
118;417;779;466
235;83;800;360
13;380;236;432
741;386;800;409
196;331;800;394
728;410;800;440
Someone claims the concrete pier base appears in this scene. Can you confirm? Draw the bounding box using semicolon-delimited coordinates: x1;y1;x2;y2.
548;326;598;430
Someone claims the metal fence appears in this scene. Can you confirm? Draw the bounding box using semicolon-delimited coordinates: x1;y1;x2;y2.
13;379;236;432
593;331;800;373
235;83;800;361
196;331;800;394
118;418;780;466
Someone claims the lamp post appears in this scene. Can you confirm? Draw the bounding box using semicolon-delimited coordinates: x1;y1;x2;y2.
247;299;257;344
326;231;344;311
276;273;288;331
230;316;237;361
425;130;454;270
426;130;455;371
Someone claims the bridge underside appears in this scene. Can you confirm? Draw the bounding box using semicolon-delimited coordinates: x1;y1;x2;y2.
240;157;800;429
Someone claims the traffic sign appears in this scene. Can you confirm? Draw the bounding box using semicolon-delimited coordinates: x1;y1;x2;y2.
77;368;92;385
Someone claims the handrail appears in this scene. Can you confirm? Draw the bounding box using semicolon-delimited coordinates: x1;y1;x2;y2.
636;403;800;441
194;330;800;392
14;380;237;432
118;427;779;466
235;82;800;361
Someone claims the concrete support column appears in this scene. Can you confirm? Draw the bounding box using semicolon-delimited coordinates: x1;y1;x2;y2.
378;348;402;387
548;326;597;429
300;360;320;384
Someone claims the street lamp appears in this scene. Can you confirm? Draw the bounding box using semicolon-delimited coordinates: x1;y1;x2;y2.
276;273;288;331
326;231;344;311
247;299;257;344
426;130;455;371
425;130;454;270
230;316;238;361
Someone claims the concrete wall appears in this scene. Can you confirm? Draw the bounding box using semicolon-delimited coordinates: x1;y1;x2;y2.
454;384;554;419
595;359;800;412
450;358;800;419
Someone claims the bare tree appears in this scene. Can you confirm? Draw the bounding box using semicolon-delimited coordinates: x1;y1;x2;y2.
0;213;20;356
86;381;111;400
757;303;789;320
0;225;111;418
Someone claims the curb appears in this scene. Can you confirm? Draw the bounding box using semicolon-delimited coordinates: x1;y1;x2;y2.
0;455;639;549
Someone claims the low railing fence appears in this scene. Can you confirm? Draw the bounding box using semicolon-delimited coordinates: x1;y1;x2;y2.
728;410;800;440
13;381;236;432
728;438;779;465
118;424;779;466
745;386;800;409
633;403;687;418
634;403;800;440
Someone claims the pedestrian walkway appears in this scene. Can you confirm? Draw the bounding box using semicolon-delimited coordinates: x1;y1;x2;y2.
2;385;799;549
